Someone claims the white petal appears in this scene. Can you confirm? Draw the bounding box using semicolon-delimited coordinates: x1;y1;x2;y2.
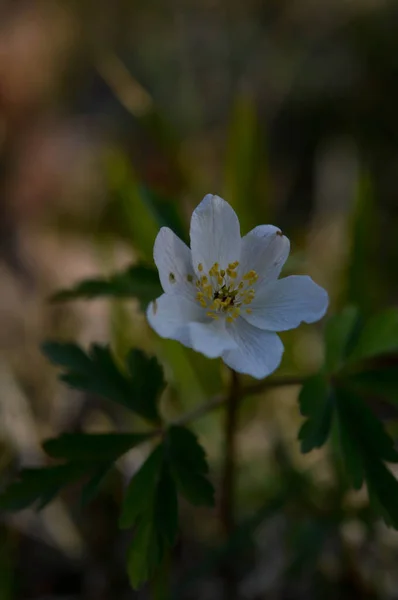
147;294;237;357
245;275;329;332
190;194;241;275
147;293;203;343
222;318;284;379
154;227;195;296
239;225;290;286
188;320;237;359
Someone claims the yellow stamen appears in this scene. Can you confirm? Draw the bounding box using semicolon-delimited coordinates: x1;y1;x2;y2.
207;312;219;320
205;286;213;298
198;263;203;272
187;274;193;283
220;269;225;277
246;308;252;314
243;270;257;280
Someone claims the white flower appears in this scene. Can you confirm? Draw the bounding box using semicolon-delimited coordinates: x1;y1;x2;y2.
147;194;328;379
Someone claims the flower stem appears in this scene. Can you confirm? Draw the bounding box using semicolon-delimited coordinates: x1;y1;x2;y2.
219;369;241;600
220;369;240;535
171;374;304;428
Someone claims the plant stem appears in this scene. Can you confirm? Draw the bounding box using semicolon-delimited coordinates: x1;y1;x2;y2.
172;374;304;428
219;369;241;600
220;369;241;535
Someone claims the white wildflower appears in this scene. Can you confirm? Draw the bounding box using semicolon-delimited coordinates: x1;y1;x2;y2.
147;194;328;379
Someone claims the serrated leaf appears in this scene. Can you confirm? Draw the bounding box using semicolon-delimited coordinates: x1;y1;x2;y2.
342;354;398;406
298;374;333;453
41;342;92;371
350;309;398;362
167;426;214;506
50;263;161;311
0;464;86;512
124;446;178;589
81;464;112;506
324;307;361;373
43;432;151;461
365;459;398;529
335;410;364;489
119;445;164;529
335;388;398;465
138;185;188;244
126;350;166;423
42;343;164;423
335;387;398;526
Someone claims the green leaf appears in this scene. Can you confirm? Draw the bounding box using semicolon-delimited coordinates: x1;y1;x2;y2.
126;350;166;423
324;307;361;372
81;464;113;506
342;354;398;406
43;432;152;461
298;374;333;453
122;445;179;589
41;342;92;371
42;343;164;423
138;186;188;244
335;387;398;526
50;263;162;311
167;426;214;506
350;309;398;362
119;446;164;529
0;464;87;512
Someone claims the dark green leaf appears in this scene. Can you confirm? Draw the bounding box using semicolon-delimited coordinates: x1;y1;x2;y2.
0;464;86;512
153;460;179;546
123;445;178;589
127;518;161;589
50;264;162;311
126;350;166;423
335;387;398;526
365;459;398;529
167;426;214;506
342;355;398;406
350;309;398;362
81;464;112;506
138;186;188;244
119;446;164;529
324;307;361;372
41;342;91;371
335;410;364;489
42;343;164;422
298;374;333;453
43;432;152;461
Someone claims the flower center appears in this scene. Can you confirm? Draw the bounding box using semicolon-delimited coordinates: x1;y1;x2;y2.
194;261;258;323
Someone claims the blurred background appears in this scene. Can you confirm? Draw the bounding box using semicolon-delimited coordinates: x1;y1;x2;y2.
1;0;398;598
